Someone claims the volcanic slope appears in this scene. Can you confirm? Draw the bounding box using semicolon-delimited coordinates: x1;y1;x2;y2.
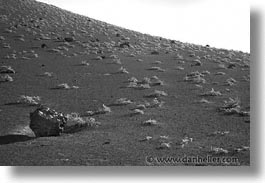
0;0;250;165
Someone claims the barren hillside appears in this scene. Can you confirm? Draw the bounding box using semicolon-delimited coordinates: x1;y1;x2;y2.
0;0;250;166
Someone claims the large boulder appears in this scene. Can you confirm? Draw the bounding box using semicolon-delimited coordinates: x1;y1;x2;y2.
29;106;67;137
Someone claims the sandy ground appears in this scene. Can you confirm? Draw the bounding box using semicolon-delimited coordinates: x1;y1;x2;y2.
0;0;250;166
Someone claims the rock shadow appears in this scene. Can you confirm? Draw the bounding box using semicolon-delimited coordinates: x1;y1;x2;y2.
0;134;35;145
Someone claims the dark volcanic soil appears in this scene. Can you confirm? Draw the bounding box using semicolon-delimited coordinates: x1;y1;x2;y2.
0;0;250;166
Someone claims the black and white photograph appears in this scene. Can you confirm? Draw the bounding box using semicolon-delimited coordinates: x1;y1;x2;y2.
0;0;253;168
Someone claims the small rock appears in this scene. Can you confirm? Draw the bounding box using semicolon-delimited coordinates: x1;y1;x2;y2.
0;74;13;82
55;83;71;89
112;98;133;106
41;43;47;48
142;119;159;126
0;66;15;74
145;90;168;98
151;50;159;55
175;66;184;70
191;59;202;66
227;63;236;69
64;37;74;42
139;136;152;142
117;67;129;74
132;109;144;115
201;88;221;96
210;146;229;155
17;95;41;106
157;142;171;149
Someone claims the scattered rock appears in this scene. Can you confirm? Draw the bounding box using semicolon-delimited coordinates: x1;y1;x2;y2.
201;70;210;75
0;66;15;74
195;84;203;89
226;78;237;86
218;97;249;116
135;83;151;89
64;37;75;42
54;83;79;89
131;104;146;110
210;146;229;155
119;41;130;48
147;66;165;72
95;56;103;60
175;66;184;70
177;136;193;148
197;98;212;104
0;74;13;82
217;63;226;69
151;50;159;55
42;72;53;77
153;60;162;64
191;59;202;66
208;131;230;136
64;113;100;133
111;59;122;65
139;77;151;84
233;146;249;153
116;67;129;74
201;88;221;96
145;98;165;108
111;98;133;106
227;63;236;69
139;136;153;142
128;77;138;83
55;83;71;89
81;61;90;66
132;109;144;115
142;119;159;126
109;54;118;59
215;72;226;75
145;90;168;98
17;95;41;106
184;71;206;84
41;43;47;48
157;142;171;149
86;104;111;116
